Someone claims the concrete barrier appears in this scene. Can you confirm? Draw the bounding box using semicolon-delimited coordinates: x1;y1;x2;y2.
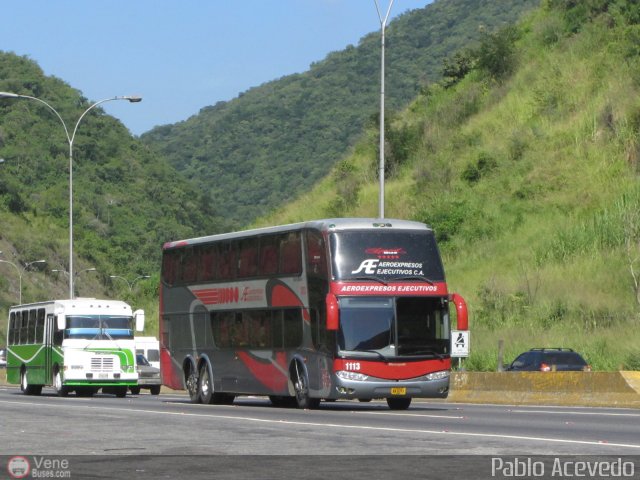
449;371;640;408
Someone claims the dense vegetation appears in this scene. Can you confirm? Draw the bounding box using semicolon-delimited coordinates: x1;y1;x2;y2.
2;0;637;372
259;0;640;370
0;53;229;329
141;0;538;228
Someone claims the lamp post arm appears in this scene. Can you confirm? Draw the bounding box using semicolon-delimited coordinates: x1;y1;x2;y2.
0;93;72;144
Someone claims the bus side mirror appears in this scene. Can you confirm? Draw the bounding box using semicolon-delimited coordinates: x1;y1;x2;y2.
134;309;145;332
449;293;468;330
326;293;339;331
56;314;66;330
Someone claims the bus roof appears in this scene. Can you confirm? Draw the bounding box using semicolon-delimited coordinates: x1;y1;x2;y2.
163;218;432;250
8;298;133;315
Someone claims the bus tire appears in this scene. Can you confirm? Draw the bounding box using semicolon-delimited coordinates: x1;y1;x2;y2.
198;363;214;404
21;369;42;396
130;386;141;395
185;363;201;404
150;385;161;395
53;368;69;397
291;360;320;410
386;397;412;410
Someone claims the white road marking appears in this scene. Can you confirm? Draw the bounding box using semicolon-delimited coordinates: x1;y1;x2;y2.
1;398;639;450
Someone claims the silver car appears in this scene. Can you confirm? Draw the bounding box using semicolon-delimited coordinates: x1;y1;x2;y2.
131;353;161;395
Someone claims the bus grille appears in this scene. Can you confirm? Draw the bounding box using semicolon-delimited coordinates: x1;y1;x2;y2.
91;357;115;372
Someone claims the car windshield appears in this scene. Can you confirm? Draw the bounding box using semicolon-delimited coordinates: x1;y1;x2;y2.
337;296;450;358
65;315;134;340
136;354;150;366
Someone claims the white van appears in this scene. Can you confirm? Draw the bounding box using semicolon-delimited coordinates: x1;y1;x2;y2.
135;336;160;369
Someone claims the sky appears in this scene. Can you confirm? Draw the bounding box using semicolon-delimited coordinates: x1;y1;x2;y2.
1;1;431;136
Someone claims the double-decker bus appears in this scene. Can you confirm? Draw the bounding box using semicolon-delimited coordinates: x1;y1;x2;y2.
160;218;468;410
6;298;145;397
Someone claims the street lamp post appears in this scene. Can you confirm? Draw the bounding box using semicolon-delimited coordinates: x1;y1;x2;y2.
0;91;142;299
0;251;46;304
110;274;150;292
52;267;97;297
373;0;394;219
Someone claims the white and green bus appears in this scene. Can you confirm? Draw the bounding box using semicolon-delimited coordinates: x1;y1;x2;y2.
6;298;145;397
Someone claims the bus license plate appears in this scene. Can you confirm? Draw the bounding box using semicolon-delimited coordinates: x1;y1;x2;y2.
391;387;406;395
99;373;108;379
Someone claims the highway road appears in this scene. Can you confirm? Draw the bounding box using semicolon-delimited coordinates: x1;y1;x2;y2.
1;385;639;478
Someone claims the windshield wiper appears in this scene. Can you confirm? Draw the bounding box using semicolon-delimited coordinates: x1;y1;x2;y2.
341;349;390;361
349;276;389;285
394;275;436;285
401;349;444;359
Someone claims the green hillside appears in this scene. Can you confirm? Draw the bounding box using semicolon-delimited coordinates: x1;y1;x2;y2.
0;53;229;333
259;0;640;370
141;0;538;228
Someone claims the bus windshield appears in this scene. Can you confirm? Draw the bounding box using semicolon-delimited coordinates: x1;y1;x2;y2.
337;297;450;358
330;230;445;282
65;315;134;340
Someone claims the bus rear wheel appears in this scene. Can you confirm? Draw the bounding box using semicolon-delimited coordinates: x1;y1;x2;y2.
21;369;42;396
53;368;69;397
198;363;234;405
386;397;412;410
186;365;201;404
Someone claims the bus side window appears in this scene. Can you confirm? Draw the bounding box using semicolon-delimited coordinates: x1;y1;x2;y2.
35;309;45;344
280;233;302;275
162;249;179;286
259;235;279;276
20;311;28;345
218;241;237;280
283;309;303;348
238;238;258;278
181;248;197;283
199;245;217;282
305;230;327;279
28;309;37;344
8;312;16;345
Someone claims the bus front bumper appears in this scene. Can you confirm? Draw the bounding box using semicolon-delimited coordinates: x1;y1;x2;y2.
332;370;450;399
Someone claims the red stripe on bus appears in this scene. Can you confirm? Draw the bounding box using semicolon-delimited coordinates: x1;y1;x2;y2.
330;281;448;296
269;284;302;307
237;351;288;391
333;357;450;380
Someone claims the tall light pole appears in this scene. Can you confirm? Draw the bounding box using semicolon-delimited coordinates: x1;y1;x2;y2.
0;91;142;299
0;251;46;304
373;0;394;219
110;274;150;292
52;267;97;297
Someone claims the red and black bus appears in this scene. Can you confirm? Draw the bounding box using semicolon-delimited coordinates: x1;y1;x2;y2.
159;218;468;410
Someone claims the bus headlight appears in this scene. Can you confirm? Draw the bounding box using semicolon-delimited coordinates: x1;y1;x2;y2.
336;370;368;381
425;370;450;381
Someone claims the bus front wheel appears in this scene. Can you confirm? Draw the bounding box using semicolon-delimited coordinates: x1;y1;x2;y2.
291;361;320;410
53;368;69;397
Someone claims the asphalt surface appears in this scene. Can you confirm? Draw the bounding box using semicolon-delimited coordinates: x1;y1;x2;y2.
1;386;639;478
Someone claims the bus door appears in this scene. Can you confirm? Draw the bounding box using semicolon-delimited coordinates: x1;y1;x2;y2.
45;314;55;383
